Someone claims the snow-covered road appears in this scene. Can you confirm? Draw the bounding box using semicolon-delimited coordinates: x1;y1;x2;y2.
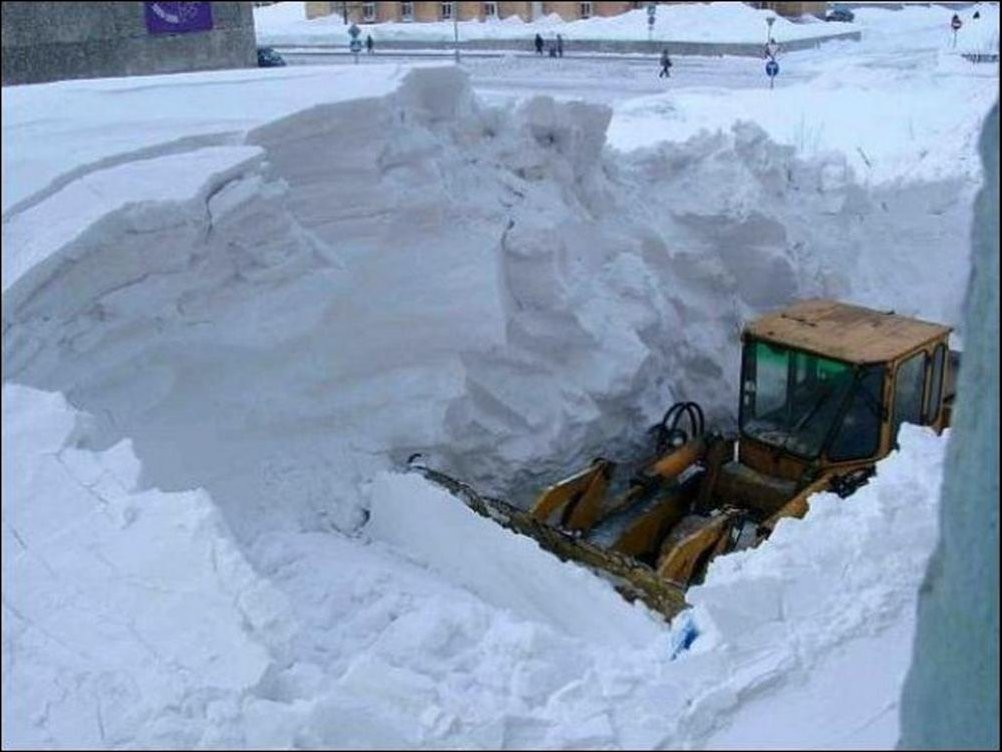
279;51;811;104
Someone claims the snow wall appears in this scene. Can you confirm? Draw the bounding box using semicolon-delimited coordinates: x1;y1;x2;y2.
2;65;972;523
1;64;975;748
899;103;1000;750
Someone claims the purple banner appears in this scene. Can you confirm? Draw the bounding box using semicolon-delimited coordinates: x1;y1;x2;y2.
144;2;214;34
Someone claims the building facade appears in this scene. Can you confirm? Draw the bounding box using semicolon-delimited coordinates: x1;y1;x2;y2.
1;2;257;86
305;1;828;23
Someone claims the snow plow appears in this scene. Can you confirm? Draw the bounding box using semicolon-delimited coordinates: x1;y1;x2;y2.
412;300;956;620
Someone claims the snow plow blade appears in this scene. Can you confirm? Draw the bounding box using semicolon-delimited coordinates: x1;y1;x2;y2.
412;466;688;620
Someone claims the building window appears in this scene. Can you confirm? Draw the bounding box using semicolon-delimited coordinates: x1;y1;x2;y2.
579;1;592;19
362;2;375;21
484;2;498;19
401;2;413;21
441;2;453;20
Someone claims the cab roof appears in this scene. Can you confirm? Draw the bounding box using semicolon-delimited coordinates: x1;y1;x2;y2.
744;299;951;365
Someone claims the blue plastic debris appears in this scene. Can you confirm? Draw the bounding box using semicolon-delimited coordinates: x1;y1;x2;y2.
668;611;700;659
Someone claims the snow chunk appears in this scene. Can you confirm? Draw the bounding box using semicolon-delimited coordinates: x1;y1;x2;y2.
364;471;662;646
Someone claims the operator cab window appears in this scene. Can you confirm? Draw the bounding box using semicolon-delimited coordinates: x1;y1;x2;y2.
740;340;855;459
827;366;884;461
892;350;927;442
924;344;946;424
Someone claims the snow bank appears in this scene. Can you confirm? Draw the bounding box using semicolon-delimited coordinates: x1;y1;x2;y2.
609;46;997;187
1;385;286;748
852;2;999;54
2;63;970;506
256;2;844;46
2;145;264;295
0;64;417;217
689;424;946;747
595;3;997;188
365;472;661;646
359;425;945;750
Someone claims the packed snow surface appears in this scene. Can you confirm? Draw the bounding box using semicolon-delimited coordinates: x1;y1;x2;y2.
2;4;994;748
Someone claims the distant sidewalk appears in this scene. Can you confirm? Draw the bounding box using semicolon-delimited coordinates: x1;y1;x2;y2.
267;31;862;58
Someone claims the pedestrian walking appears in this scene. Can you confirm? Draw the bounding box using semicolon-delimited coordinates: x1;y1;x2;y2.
659;48;672;78
365;34;374;54
534;33;544;55
556;34;564;57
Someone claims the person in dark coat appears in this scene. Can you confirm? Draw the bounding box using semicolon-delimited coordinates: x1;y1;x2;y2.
659;48;672;78
534;33;544;55
365;34;374;54
556;34;564;57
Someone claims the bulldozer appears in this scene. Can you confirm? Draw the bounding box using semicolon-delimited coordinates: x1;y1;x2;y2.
412;299;957;620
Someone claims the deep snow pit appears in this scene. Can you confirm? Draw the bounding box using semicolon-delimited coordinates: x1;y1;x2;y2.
0;62;969;748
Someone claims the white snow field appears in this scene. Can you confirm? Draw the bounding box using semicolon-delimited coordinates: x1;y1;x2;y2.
2;4;996;749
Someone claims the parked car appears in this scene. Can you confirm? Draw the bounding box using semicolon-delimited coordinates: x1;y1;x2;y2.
257;46;286;67
825;7;855;23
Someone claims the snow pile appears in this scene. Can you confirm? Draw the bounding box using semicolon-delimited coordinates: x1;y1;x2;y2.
1;385;286;748
2;64;971;505
2;381;947;748
610;69;995;185
365;472;661;646
0;64;418;217
688;424;946;747
851;2;999;55
255;2;847;46
609;5;999;187
363;424;945;749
